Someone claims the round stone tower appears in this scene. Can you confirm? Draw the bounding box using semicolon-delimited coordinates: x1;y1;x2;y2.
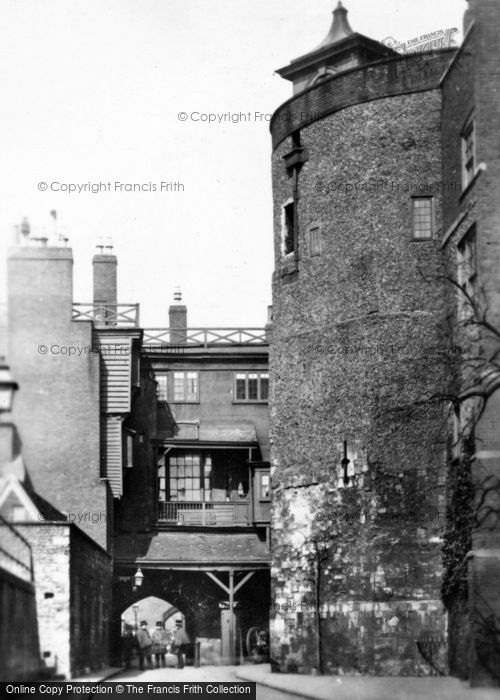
269;3;458;675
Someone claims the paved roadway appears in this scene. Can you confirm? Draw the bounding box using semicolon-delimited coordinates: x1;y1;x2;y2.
108;665;308;700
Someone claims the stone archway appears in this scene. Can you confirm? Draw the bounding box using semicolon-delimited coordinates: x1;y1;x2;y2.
111;574;190;666
121;595;182;633
111;566;271;667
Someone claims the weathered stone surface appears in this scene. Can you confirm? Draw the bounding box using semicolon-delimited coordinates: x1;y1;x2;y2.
270;62;451;676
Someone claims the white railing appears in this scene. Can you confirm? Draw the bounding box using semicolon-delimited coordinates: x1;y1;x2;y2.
143;328;268;347
72;303;140;327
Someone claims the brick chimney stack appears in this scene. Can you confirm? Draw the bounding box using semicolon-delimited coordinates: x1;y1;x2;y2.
169;287;187;343
92;237;117;308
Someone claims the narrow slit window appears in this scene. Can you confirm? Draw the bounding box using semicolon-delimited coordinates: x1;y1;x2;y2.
282;202;296;255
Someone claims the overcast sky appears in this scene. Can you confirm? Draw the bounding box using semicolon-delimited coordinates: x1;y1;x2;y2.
0;0;464;328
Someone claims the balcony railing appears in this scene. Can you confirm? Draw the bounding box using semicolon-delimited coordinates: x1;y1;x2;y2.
158;501;249;526
72;303;140;327
143;328;268;348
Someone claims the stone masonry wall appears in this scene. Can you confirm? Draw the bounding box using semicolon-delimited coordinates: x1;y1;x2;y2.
15;524;72;679
69;525;112;676
441;1;500;685
15;523;112;679
269;85;452;674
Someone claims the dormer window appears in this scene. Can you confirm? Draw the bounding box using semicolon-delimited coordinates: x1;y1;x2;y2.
308;67;338;87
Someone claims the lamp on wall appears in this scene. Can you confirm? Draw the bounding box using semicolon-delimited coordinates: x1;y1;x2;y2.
0;361;19;414
132;567;144;591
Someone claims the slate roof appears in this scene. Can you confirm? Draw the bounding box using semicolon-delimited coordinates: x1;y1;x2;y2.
114;530;270;565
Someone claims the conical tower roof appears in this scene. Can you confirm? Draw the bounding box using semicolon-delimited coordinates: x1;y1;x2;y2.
276;2;397;94
314;2;354;50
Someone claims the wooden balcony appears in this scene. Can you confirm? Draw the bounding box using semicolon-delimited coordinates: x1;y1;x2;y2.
158;501;250;526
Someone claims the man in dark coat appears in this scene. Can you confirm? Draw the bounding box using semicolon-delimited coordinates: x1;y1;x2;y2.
136;620;153;671
121;623;136;669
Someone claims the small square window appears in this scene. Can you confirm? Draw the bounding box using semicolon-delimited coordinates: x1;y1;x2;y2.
412;197;433;239
172;371;199;402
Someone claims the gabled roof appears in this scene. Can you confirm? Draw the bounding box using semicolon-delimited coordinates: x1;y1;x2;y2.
0;474;66;522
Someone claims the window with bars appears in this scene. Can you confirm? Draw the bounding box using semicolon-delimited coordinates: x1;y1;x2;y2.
412;197;433;239
462;120;475;188
234;372;269;401
173;371;199;402
156;374;168;401
158;452;212;502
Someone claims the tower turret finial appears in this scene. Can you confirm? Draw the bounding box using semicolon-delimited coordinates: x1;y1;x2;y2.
314;1;354;51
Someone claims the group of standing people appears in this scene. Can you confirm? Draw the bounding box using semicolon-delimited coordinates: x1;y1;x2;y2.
122;618;191;671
